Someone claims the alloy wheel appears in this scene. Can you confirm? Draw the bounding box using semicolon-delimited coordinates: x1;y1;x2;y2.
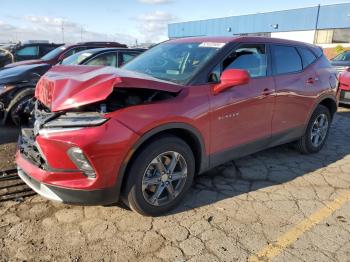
310;113;329;147
141;151;188;206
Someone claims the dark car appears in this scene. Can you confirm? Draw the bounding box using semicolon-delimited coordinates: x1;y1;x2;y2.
16;37;339;216
0;41;63;68
4;42;128;69
330;50;350;73
0;47;144;125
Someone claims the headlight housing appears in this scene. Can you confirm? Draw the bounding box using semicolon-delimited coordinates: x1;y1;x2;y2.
43;112;108;128
0;84;16;95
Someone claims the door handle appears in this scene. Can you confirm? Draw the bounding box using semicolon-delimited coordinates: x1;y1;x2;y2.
306;77;319;84
262;88;274;96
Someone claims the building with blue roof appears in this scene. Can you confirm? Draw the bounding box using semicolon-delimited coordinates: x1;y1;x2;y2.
168;3;350;47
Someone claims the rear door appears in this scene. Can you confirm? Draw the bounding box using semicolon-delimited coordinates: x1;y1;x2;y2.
271;44;318;135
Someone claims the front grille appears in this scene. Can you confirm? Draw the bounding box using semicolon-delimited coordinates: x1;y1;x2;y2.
19;128;48;169
19;100;56;169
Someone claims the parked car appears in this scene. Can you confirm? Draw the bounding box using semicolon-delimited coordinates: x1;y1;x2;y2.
0;41;63;68
0;47;144;125
0;45;15;68
4;41;127;69
338;67;350;105
16;37;339;216
330;50;350;74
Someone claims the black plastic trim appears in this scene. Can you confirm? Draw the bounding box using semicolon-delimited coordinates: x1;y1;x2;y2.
114;122;209;199
210;126;305;168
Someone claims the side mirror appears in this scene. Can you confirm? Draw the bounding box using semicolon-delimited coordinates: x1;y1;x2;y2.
212;69;250;95
345;66;350;72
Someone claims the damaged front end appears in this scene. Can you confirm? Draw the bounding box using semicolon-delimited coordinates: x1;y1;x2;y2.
19;66;181;171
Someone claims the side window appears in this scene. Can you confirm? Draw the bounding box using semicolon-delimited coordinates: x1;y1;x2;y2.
209;44;267;82
297;47;317;68
208;64;221;83
85;53;117;67
271;45;302;75
120;52;138;66
62;47;86;59
223;44;267;78
16;46;39;56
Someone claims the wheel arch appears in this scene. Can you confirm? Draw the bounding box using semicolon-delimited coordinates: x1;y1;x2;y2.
318;97;337;119
1;86;35;125
305;95;337;128
115;123;209;197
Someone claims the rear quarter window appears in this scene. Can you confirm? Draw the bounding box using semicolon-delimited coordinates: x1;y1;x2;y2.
297;47;317;68
271;45;302;75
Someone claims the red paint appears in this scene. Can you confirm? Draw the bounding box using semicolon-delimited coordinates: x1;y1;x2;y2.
17;37;339;197
339;70;350;91
212;69;250;95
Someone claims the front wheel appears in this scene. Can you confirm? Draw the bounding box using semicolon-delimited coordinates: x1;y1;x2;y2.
10;95;33;126
122;136;195;216
295;105;331;154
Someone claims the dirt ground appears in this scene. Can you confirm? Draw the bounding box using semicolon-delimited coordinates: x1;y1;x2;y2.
0;107;350;262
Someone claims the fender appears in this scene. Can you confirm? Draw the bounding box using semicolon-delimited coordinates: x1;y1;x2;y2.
114;122;209;199
304;93;338;131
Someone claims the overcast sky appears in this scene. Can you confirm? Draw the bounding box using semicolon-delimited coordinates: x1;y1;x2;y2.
0;0;346;45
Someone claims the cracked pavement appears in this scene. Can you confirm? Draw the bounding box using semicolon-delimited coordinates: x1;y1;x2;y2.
0;107;349;261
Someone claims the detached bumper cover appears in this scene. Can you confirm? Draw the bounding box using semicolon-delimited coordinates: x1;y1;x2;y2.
17;167;119;205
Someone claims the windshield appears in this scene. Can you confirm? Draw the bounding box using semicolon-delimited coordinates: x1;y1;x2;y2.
332;51;350;61
41;46;66;61
122;42;225;84
61;51;94;65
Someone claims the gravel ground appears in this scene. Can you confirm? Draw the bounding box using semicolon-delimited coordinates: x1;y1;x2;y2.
0;107;349;261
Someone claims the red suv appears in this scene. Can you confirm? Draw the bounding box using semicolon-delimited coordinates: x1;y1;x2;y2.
16;37;339;216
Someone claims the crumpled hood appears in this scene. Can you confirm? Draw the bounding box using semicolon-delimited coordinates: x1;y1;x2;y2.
35;65;183;112
0;63;51;85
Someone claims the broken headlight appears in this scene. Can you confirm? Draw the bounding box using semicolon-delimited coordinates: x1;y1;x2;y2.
43;112;109;128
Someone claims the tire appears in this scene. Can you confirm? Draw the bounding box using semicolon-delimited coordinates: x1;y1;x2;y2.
9;90;34;126
295;105;331;154
122;135;195;216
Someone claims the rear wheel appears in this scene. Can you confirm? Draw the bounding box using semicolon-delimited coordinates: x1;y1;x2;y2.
296;105;331;154
123;136;195;216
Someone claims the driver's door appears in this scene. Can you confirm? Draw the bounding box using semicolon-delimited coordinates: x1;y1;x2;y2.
209;43;276;164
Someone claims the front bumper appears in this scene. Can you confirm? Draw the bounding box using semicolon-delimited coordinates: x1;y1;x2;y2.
17;167;119;205
16;117;140;205
340;90;350;105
